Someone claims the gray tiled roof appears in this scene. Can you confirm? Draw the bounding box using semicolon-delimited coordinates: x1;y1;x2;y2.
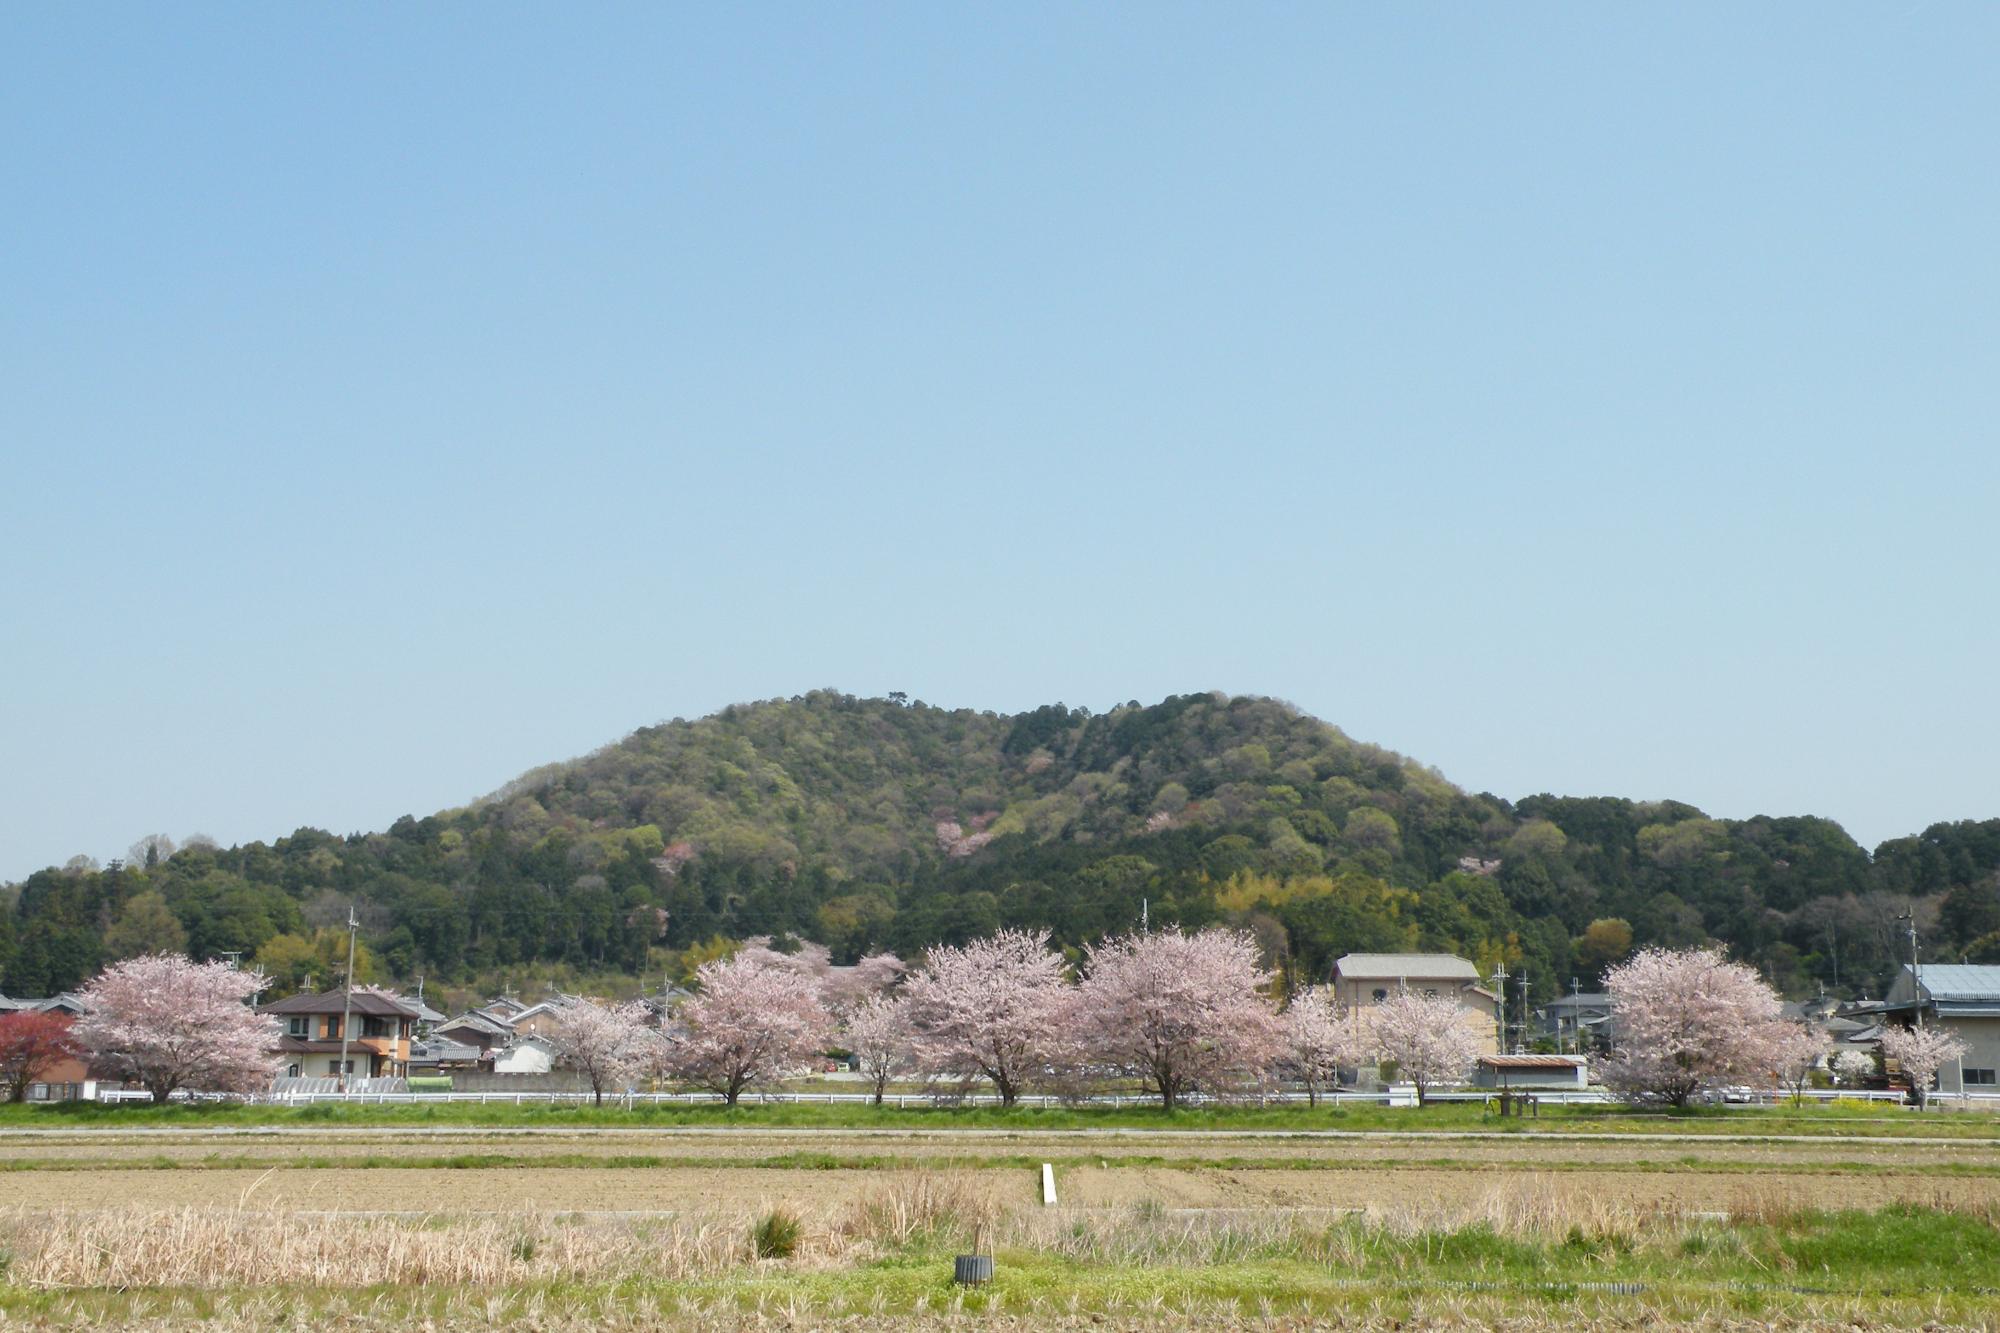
1334;953;1482;981
261;990;420;1018
439;1012;513;1037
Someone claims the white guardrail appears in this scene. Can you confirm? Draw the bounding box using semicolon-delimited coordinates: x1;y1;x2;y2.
250;1086;2000;1109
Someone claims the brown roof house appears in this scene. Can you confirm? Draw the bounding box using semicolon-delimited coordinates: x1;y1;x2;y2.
262;991;420;1082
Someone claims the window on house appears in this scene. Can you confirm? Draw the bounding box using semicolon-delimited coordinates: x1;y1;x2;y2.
1371;988;1388;1003
327;1059;353;1076
286;1016;308;1038
323;1017;341;1040
286;1064;300;1079
1423;988;1439;998
1966;1069;1997;1086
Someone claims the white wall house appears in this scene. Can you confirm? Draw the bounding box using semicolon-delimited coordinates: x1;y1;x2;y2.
492;1036;559;1075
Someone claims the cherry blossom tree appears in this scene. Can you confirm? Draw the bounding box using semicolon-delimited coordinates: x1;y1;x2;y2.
0;1011;84;1102
1879;1024;1967;1109
74;954;281;1103
732;940;904;1015
1600;947;1790;1108
1280;986;1365;1106
1773;1025;1831;1106
823;952;907;1014
901;928;1070;1107
547;998;659;1105
1368;990;1483;1105
1074;928;1282;1110
667;950;833;1105
736;937;834;975
840;992;919;1105
1830;1047;1876;1089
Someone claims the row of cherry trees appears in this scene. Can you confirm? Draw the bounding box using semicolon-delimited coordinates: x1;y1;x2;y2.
8;936;1965;1109
544;927;1488;1108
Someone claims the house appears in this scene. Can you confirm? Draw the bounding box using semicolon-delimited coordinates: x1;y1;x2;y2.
21;1055;98;1102
1874;964;2000;1095
435;1010;515;1054
492;1035;559;1075
0;998;99;1101
407;997;447;1035
508;997;578;1039
1332;953;1501;1057
407;1038;488;1075
1537;992;1613;1052
1472;1054;1590;1090
261;991;420;1081
481;997;530;1024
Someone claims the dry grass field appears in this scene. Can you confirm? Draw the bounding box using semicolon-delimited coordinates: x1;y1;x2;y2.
4;1115;2000;1329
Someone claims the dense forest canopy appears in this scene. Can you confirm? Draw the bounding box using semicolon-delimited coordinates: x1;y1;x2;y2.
5;691;1999;1004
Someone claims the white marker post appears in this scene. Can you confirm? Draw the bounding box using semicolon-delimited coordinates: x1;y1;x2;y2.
1041;1162;1058;1206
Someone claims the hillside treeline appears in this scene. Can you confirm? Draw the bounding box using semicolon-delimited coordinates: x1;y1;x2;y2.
4;692;1998;1002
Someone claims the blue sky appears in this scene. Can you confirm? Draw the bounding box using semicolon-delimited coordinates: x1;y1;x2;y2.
4;5;1997;879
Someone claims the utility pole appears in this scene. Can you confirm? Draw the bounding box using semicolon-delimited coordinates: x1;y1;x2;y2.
1568;975;1582;1056
1140;897;1149;936
1516;966;1529;1054
336;906;358;1093
1490;964;1509;1054
1898;911;1922;1028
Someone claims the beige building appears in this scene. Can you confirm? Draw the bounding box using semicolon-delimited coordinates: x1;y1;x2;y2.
1332;952;1501;1057
262;990;420;1080
1881;965;2000;1096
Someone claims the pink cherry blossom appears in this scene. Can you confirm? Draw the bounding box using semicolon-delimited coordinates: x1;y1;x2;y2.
74;953;281;1103
1280;986;1366;1106
667;950;833;1105
822;951;907;1014
1366;988;1484;1104
1600;946;1790;1107
901;928;1069;1106
840;992;919;1105
547;998;659;1105
1879;1023;1967;1108
1072;928;1282;1110
1773;1024;1831;1105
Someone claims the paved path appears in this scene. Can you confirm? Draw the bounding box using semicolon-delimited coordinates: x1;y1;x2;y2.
3;1123;1996;1147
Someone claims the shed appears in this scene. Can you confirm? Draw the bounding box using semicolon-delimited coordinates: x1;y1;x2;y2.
1471;1054;1589;1089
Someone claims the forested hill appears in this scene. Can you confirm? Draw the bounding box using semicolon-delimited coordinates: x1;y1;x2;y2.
5;691;2000;1005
